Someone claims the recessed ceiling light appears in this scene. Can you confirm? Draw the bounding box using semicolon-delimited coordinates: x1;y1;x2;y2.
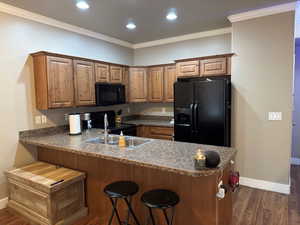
76;1;90;10
166;10;178;21
126;22;136;30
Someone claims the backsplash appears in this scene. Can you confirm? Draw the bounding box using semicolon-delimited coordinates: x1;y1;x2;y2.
32;104;131;129
130;103;174;117
31;103;173;130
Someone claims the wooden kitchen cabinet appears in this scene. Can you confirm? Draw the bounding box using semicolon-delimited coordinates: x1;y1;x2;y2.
32;51;234;110
95;63;110;82
137;125;174;140
129;68;148;102
200;57;228;76
164;65;176;102
148;67;164;102
176;60;199;78
122;67;130;102
32;53;75;110
110;65;123;83
73;60;96;106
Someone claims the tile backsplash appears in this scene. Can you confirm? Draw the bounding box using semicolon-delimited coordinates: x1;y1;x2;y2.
130;103;174;117
32;103;173;129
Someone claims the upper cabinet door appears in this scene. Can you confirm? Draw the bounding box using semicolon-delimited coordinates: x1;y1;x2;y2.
129;68;147;102
164;65;176;102
47;56;75;109
95;63;110;82
176;60;199;78
110;66;123;83
200;57;227;76
148;67;164;102
73;60;95;106
122;67;130;102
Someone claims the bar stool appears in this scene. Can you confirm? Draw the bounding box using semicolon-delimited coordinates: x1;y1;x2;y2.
104;181;141;225
141;189;180;225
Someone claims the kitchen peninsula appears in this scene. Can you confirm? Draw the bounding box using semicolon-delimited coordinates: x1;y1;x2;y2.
19;127;236;225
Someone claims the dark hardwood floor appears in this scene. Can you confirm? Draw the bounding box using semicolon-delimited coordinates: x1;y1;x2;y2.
1;166;300;225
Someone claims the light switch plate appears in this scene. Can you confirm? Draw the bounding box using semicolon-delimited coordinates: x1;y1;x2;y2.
35;116;41;125
41;115;47;124
268;112;282;121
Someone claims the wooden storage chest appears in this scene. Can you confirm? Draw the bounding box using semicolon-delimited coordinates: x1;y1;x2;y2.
6;161;88;225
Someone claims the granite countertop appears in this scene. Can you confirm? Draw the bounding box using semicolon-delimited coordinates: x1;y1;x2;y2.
19;127;236;177
125;119;174;127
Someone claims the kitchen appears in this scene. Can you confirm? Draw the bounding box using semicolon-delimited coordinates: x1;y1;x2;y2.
0;0;297;225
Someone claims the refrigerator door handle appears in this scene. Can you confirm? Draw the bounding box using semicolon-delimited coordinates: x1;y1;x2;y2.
193;104;198;133
190;103;195;132
176;123;191;127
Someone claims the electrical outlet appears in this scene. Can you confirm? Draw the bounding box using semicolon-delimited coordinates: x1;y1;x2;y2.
35;116;41;125
218;180;223;188
41;115;47;124
64;114;69;121
268;112;282;121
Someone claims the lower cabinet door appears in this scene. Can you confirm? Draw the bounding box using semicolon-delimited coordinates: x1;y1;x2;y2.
137;126;174;140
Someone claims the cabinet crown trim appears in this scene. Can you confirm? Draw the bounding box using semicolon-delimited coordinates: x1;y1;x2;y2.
175;53;235;63
31;51;130;68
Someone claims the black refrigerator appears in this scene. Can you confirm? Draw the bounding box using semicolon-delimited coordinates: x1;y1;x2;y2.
174;76;231;147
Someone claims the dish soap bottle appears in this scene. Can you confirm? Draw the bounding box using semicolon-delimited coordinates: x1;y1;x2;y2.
118;131;126;148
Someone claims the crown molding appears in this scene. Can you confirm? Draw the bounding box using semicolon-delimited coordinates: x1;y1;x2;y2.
0;2;233;50
132;27;232;49
228;2;296;23
0;2;133;48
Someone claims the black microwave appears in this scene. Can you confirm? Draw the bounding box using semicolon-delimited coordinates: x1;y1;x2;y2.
95;83;125;106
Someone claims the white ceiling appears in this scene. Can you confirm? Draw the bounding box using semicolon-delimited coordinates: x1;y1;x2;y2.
0;0;295;43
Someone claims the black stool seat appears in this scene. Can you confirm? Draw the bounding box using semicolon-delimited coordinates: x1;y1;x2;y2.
141;189;180;209
104;181;139;198
104;181;141;225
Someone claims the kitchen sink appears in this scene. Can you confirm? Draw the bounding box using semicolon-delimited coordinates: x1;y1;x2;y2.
85;135;152;149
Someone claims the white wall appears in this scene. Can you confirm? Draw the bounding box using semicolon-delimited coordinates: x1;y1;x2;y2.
133;34;232;66
0;11;133;199
292;44;300;159
231;12;294;185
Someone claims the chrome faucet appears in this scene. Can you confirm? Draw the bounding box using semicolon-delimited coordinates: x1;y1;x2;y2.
104;113;109;143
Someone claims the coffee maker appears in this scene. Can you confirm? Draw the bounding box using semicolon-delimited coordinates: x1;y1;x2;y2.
81;113;92;130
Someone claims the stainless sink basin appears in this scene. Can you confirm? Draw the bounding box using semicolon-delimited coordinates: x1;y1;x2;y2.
85;135;152;149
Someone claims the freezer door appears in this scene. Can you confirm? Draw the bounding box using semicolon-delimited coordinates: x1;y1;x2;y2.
174;81;194;108
174;81;194;142
193;79;229;146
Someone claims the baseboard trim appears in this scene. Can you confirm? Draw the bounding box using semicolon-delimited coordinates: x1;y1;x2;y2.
240;177;290;194
291;157;300;165
0;197;8;209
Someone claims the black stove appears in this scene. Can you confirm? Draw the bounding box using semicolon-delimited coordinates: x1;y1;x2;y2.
89;111;137;136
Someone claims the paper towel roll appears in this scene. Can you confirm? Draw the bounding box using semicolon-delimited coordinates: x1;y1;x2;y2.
69;114;81;135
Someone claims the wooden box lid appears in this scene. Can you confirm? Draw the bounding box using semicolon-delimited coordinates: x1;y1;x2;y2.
6;162;85;194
